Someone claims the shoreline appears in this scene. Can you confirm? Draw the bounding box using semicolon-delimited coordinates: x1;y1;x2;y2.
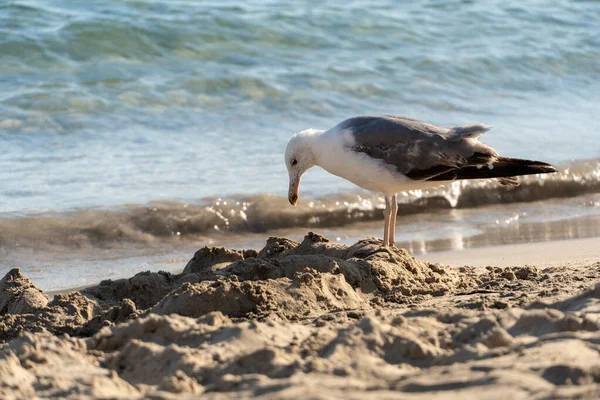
2;189;598;292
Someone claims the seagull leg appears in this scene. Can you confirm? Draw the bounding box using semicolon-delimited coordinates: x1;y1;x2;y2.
388;193;398;246
383;196;391;247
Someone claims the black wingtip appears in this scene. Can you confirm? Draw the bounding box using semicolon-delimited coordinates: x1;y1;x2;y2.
498;158;558;175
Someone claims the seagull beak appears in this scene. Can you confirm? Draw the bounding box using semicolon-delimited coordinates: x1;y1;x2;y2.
288;177;299;206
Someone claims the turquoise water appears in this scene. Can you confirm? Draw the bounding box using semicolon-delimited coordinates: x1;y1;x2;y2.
1;0;599;213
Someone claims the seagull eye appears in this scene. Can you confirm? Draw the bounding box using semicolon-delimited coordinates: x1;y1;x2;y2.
291;159;298;166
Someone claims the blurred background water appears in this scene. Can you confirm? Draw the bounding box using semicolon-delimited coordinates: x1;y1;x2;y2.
1;0;599;290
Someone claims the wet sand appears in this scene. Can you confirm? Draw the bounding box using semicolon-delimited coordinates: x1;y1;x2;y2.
1;233;599;399
422;236;600;268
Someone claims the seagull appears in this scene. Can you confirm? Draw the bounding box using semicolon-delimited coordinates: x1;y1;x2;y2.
284;115;557;247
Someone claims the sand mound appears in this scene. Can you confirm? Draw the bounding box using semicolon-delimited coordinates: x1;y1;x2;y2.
152;271;364;320
1;233;600;399
76;233;473;322
153;233;472;320
0;268;49;315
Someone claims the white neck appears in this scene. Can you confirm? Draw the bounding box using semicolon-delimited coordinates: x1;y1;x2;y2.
295;128;327;168
309;127;349;171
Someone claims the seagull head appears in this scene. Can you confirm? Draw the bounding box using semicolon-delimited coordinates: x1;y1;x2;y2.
284;129;321;206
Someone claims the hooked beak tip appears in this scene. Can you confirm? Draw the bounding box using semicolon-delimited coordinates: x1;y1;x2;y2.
289;194;298;206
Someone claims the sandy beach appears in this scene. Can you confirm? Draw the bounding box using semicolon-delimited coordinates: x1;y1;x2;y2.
1;233;599;399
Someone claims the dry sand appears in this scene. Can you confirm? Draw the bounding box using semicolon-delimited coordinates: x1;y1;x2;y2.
1;232;599;399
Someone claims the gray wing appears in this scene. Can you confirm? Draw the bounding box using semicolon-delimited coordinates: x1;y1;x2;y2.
342;115;497;176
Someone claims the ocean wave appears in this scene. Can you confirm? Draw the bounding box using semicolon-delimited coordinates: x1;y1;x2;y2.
2;0;599;118
0;160;598;249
